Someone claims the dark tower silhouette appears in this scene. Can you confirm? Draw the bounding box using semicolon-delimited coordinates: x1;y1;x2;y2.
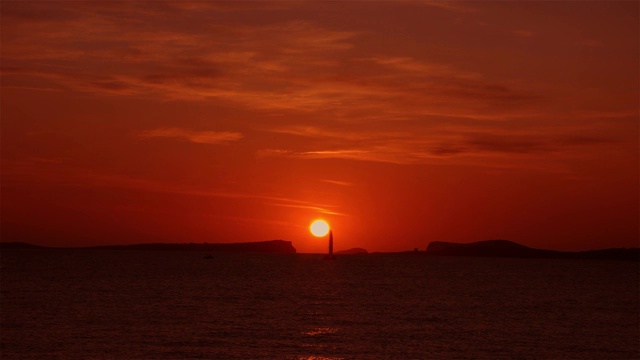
328;230;333;255
324;230;336;260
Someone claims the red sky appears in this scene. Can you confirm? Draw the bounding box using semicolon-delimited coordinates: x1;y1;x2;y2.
1;1;638;253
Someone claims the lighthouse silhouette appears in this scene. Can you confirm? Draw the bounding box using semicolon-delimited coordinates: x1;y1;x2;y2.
324;230;336;260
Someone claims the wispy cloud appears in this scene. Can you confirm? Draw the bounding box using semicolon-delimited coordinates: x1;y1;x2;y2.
2;159;344;216
1;2;540;122
1;2;361;104
320;179;353;187
419;0;476;13
368;56;480;80
266;202;346;216
2;1;635;176
257;131;620;167
258;147;434;165
138;128;243;144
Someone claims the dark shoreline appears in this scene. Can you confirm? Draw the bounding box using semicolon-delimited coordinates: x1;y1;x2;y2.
0;240;297;254
2;239;638;261
421;239;639;261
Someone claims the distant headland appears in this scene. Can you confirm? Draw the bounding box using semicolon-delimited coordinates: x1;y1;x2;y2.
0;240;297;254
425;240;639;261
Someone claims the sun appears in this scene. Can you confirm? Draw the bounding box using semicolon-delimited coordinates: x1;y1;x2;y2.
310;219;330;237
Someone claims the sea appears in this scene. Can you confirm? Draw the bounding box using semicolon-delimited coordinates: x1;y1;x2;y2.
1;250;638;359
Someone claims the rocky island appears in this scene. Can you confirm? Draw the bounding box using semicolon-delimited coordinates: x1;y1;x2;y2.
426;240;639;261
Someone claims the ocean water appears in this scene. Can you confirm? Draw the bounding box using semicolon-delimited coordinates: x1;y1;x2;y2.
1;250;638;359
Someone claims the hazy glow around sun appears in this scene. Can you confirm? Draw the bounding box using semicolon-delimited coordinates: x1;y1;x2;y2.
310;219;330;237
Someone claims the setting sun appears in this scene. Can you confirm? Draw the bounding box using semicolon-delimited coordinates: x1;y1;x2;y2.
0;1;637;359
310;220;330;237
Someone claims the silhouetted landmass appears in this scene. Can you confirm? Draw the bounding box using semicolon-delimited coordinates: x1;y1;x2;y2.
0;242;46;250
4;240;638;260
0;240;296;254
87;240;297;253
426;240;639;261
334;248;368;255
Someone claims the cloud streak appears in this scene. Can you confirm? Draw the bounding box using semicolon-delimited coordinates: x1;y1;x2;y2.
2;1;636;175
1;2;543;122
258;131;619;167
2;159;344;216
138;128;243;144
320;179;353;187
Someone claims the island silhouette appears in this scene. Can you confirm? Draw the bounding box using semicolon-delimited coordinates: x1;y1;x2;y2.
425;239;639;261
1;239;638;261
0;240;296;254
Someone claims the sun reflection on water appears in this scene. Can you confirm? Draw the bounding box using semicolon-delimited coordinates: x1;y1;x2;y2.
302;327;339;336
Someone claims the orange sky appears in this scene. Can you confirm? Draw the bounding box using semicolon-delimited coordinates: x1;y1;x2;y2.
1;1;638;253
